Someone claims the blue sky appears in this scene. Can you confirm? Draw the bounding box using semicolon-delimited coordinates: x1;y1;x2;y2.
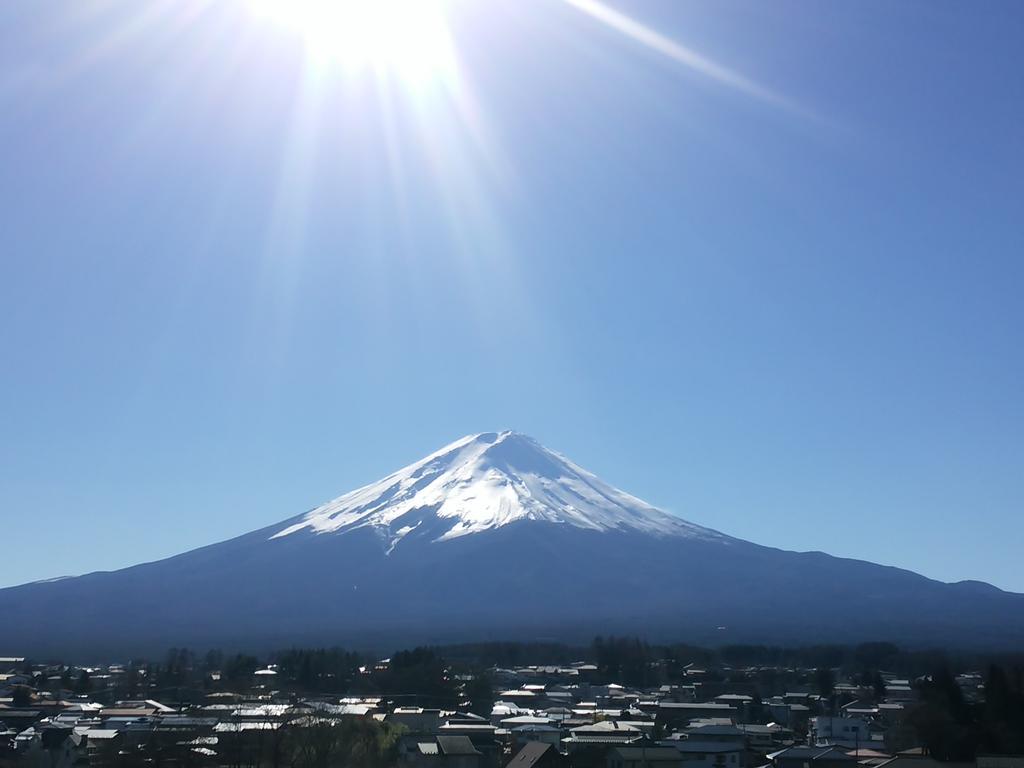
1;0;1022;591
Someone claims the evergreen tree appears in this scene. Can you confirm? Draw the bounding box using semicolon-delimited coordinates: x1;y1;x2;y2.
75;669;92;694
11;685;33;707
872;670;887;700
462;672;495;716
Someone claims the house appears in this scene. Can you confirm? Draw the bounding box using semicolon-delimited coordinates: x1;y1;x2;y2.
655;703;736;730
14;726;82;768
767;746;857;768
809;717;870;748
0;675;31;689
735;723;792;748
439;722;497;740
767;701;811;730
83;729;122;767
712;696;753;718
506;742;568;768
0;711;43;736
491;703;531;727
511;725;562;749
659;738;743;768
437;721;500;765
501;716;555;730
544;707;575;724
565;721;642;750
681;724;745;746
607;746;684;768
500;690;542;707
98;707;159;722
875;704;905;725
404;735;484;768
437;735;484;767
388;708;445;733
881;684;915;704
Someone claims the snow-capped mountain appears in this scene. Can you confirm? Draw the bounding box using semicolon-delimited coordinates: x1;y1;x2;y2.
2;432;1023;657
271;431;721;548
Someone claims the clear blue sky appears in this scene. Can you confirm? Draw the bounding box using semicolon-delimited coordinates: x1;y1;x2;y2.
1;0;1022;591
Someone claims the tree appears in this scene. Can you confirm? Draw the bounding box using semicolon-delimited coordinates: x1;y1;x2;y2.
815;667;836;699
274;648;363;692
11;685;33;707
907;667;976;760
853;642;899;671
285;717;401;768
462;672;495;717
76;669;93;694
979;664;1024;753
377;648;457;708
164;647;194;686
592;636;654;687
872;670;887;700
204;649;224;673
223;654;259;685
119;661;142;698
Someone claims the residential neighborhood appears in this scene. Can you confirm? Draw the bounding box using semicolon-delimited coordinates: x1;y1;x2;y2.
1;645;1020;768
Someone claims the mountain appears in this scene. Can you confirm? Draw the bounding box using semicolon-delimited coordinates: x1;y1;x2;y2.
2;431;1022;657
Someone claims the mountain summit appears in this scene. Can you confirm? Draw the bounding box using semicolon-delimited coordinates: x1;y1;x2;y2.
2;432;1023;656
272;431;721;548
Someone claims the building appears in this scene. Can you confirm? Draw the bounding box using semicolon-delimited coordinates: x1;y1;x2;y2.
506;742;568;768
656;703;736;730
768;746;858;768
404;735;484;768
608;746;685;768
809;717;870;748
659;739;743;768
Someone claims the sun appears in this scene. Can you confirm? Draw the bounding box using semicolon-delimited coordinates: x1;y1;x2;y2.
247;0;457;86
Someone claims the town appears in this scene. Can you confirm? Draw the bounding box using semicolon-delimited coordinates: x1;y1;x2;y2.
2;641;1022;768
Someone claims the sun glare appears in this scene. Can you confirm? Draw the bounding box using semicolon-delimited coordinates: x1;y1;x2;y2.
248;0;457;86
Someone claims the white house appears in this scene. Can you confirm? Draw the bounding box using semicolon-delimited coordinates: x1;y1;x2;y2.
810;716;870;748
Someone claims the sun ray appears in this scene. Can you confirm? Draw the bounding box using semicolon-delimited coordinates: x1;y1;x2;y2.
563;0;794;111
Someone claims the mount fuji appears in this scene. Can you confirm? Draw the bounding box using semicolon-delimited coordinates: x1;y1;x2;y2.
2;431;1022;657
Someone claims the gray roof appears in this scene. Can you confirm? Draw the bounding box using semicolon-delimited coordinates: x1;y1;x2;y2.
564;733;641;744
612;747;684;762
661;741;744;754
84;730;120;740
685;724;744;736
507;742;555;768
437;735;482;756
768;747;857;762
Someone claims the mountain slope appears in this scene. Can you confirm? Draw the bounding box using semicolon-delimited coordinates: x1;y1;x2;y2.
2;432;1022;657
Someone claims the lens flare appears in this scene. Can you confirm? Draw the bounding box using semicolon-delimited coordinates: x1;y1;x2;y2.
247;0;457;87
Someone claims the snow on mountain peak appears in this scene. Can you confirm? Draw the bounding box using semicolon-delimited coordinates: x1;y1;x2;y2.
270;431;721;549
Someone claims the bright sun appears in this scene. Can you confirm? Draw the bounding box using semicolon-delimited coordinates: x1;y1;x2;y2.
248;0;457;86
